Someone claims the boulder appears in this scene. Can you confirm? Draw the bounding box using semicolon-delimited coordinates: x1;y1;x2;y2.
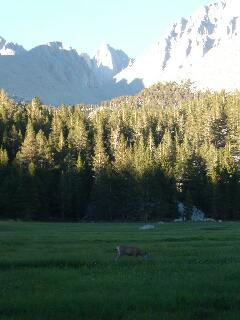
174;217;184;222
204;218;216;222
191;206;205;222
139;224;155;230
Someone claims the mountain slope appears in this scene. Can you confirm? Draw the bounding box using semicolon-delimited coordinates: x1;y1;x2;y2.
0;41;100;104
0;40;135;104
115;0;240;92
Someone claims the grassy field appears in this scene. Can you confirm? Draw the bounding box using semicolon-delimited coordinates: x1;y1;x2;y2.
0;221;240;320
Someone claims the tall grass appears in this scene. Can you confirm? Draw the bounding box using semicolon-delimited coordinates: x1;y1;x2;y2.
0;221;240;319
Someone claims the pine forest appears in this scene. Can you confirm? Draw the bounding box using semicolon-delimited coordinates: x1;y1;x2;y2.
0;81;240;221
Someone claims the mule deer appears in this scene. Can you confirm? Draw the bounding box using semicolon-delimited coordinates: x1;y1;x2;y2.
115;245;149;261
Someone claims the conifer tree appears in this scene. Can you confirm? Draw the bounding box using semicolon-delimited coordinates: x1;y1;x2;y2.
91;123;113;219
0;148;8;166
17;121;37;166
36;130;53;168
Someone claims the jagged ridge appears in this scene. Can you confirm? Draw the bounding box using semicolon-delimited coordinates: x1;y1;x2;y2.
0;39;135;104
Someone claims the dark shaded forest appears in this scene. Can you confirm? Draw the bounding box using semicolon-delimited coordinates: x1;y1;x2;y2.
0;81;240;221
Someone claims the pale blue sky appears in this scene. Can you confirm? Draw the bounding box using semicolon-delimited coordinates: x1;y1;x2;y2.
1;0;212;58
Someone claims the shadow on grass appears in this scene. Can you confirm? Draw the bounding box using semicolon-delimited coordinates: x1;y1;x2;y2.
0;260;100;270
0;258;151;270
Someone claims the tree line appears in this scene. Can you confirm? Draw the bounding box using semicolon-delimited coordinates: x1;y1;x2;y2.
0;81;240;221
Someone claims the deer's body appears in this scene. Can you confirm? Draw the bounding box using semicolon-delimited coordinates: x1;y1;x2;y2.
115;245;148;261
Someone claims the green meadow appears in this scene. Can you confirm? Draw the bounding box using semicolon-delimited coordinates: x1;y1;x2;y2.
0;221;240;320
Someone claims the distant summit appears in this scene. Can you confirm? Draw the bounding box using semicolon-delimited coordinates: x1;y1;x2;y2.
92;42;133;86
94;42;132;75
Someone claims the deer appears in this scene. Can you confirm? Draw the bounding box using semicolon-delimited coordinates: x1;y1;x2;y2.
115;245;149;261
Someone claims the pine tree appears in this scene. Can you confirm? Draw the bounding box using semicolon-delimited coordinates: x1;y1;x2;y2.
16;121;37;166
0;148;8;166
91;123;113;220
92;123;109;173
36;129;53;168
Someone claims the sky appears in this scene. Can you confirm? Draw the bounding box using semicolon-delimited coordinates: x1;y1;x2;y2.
1;0;213;58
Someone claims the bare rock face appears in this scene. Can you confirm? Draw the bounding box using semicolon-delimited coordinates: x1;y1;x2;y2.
0;39;133;105
93;42;133;83
115;0;240;92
